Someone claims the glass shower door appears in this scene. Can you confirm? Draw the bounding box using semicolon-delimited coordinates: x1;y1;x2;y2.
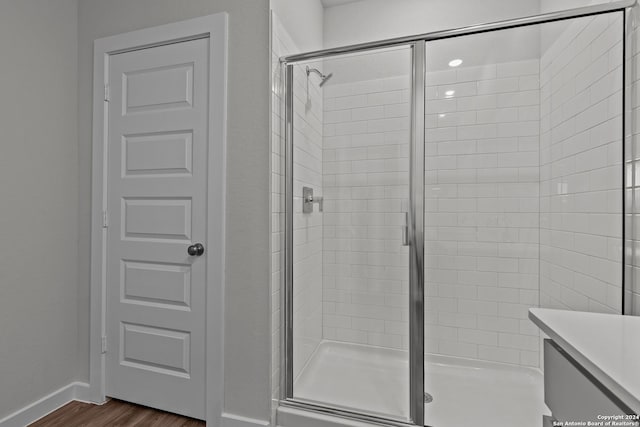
284;44;424;425
278;4;626;427
422;12;623;427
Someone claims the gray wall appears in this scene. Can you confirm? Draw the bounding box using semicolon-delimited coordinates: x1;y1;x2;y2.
0;0;80;419
77;0;273;421
271;0;324;52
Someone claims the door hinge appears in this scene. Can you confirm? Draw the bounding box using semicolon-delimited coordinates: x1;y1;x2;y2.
104;84;110;102
102;211;109;228
101;336;107;354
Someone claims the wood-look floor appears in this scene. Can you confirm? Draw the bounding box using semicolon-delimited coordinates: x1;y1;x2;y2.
29;399;205;427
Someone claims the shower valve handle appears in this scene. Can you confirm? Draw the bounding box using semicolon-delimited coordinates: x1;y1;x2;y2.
306;194;323;210
302;186;323;213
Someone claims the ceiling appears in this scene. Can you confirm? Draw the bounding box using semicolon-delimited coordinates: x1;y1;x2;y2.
321;0;364;8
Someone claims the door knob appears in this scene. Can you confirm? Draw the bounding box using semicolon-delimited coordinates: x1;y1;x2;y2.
187;243;205;256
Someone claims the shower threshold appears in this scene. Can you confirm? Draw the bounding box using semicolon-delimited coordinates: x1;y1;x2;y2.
293;340;550;427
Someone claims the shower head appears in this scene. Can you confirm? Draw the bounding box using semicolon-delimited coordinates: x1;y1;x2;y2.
319;73;333;87
306;66;333;87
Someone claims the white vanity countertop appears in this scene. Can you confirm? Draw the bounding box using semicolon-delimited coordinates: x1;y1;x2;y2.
529;308;640;415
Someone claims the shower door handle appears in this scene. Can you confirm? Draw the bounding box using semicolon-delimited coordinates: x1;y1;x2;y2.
402;212;410;246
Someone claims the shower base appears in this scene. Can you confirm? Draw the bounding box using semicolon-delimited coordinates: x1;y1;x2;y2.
293;340;550;427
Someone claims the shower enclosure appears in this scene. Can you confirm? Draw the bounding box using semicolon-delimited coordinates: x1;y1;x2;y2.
276;1;631;426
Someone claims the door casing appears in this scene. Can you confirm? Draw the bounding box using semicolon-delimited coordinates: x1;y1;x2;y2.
89;13;228;425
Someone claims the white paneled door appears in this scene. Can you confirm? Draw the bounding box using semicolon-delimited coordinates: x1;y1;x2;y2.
105;38;209;419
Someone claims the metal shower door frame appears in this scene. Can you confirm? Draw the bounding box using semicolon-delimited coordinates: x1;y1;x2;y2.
280;1;633;426
281;41;426;427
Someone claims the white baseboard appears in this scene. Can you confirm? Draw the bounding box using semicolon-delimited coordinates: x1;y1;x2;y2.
221;412;270;427
0;382;91;427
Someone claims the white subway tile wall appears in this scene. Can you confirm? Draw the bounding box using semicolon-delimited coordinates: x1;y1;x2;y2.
320;57;545;367
539;13;623;315
272;10;632;396
271;15;324;398
321;69;412;351
292;62;325;380
319;39;622;366
424;58;542;367
291;58;325;382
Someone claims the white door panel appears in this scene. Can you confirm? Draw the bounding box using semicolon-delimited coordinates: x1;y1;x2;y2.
106;37;208;419
123;131;193;176
121;261;191;308
124;64;194;114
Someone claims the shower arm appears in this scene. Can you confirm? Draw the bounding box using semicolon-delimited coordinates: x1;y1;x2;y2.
306;66;333;87
306;66;321;78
